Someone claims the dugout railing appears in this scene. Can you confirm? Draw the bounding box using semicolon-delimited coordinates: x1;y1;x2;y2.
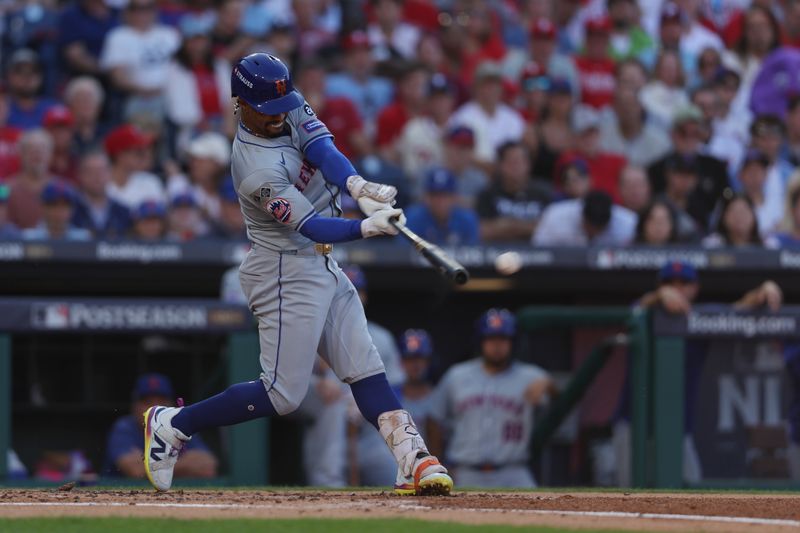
0;297;267;486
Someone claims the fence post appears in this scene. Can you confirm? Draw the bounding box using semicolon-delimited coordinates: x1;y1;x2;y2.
0;334;10;479
226;332;268;486
652;335;685;488
628;310;650;487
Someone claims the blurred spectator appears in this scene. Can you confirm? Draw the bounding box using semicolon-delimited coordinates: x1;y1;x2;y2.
165;15;234;153
706;69;751;176
574;17;616;110
21;182;90;241
561;105;627;201
784;0;800;48
532;78;574;181
167;132;230;223
405;167;480;246
516;62;549;123
397;73;456;185
43;106;78;183
450;62;525;166
368;0;421;63
703;190;762;247
207;178;246;240
57;0;120;78
104;373;217;478
664;1;723;80
0;185;20;238
130;200;166;240
737;148;781;235
342;264;406;487
695;47;724;87
505;18;579;94
557;155;591;200
723;6;781;116
768;174;800;248
166;192;207;241
398;329;435;439
607;0;656;66
660;154;706;228
427;308;553;488
71;151;132;239
615;58;649;94
453;3;509;86
326;30;394;132
441;126;488;205
618;165;652;213
633;199;680;245
293;0;336;61
599;86;672;168
7;129;56;229
640;50;691;129
533;189;637;246
0;94;22;179
100;0;181;121
782;95;800;166
210;0;258;65
749;115;794;229
6;49;56;130
477;142;553;242
648;105;729;232
34;450;96;484
104;124;165;209
64;76;108;155
2;1;59;95
376;62;429;157
295;60;369;160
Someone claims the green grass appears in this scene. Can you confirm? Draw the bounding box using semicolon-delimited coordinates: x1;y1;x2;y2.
0;518;646;533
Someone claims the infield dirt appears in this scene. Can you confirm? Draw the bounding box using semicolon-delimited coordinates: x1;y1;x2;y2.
1;489;799;532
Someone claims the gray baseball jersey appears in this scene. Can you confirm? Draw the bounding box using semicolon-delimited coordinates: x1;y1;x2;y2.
429;359;549;466
232;97;340;253
231;99;387;416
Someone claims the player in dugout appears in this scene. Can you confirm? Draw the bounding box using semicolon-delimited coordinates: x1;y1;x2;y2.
142;53;453;495
427;308;555;488
104;374;217;479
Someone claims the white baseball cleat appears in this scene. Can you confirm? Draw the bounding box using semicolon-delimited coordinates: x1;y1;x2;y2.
394;453;453;496
143;406;190;492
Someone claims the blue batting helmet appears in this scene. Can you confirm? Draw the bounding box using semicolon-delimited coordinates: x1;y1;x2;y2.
477;308;516;338
342;264;367;291
400;329;433;359
231;53;304;115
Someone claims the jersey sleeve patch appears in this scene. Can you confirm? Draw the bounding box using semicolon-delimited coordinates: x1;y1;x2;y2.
303;103;315;116
252;186;272;204
302;119;324;133
265;197;292;223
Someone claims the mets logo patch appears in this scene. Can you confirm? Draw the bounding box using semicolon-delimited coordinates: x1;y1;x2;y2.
266;197;292;223
302;120;324;133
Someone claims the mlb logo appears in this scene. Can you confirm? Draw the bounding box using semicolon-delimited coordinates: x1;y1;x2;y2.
32;303;69;329
266;198;292;223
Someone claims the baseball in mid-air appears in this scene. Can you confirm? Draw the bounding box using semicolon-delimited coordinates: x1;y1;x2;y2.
494;251;522;275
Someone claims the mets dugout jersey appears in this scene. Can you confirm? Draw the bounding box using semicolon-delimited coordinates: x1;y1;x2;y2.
428;359;549;466
231;97;340;252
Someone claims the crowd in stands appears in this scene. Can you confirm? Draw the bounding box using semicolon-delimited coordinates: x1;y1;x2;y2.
1;0;800;248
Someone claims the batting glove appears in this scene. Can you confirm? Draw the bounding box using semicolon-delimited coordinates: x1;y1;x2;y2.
361;208;405;238
347;175;397;205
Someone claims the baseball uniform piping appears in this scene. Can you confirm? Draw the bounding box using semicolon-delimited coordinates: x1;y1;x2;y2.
266;254;284;394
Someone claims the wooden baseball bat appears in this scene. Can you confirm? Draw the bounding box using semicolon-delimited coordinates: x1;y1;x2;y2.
390;219;470;285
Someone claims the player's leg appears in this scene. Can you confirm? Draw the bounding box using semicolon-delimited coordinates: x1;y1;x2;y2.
144;251;336;491
318;259;453;495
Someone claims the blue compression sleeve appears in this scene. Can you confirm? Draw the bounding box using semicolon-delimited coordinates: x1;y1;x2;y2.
298;214;363;243
304;137;356;189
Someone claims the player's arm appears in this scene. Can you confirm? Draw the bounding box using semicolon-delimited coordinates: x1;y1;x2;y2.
173;450;218;478
115;450;146;478
733;280;783;312
304;136;397;216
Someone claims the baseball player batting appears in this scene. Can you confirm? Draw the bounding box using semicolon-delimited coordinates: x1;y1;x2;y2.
142;53;452;496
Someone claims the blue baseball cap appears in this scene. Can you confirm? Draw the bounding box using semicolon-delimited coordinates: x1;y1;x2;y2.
342;264;367;291
179;13;215;37
424;167;457;194
41;182;75;204
133;373;174;400
400;329;433;359
170;192;197;209
548;78;572;95
133;200;166;220
477;308;516;338
219;177;238;203
658;260;698;283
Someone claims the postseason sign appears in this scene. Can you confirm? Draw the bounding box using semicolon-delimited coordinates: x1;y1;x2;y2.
0;298;253;333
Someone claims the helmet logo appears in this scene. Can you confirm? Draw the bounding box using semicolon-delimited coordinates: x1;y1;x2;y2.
275;79;287;96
